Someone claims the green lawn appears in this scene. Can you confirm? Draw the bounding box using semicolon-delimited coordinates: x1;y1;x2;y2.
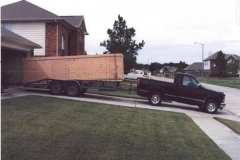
214;117;240;135
197;77;240;89
1;96;230;160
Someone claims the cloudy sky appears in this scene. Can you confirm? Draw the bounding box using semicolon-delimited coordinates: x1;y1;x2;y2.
1;0;240;65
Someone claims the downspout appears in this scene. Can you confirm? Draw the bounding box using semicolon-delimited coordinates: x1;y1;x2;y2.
55;20;59;56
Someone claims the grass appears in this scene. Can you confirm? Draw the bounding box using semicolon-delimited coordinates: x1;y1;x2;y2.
165;75;240;89
197;77;240;89
1;95;230;160
214;117;240;135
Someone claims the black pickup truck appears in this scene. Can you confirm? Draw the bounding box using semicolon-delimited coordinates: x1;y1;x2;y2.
137;73;226;114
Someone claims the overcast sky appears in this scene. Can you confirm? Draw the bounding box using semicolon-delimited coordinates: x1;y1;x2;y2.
1;0;240;65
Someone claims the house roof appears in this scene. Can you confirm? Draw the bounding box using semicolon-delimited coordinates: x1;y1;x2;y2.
204;50;240;61
184;62;202;71
61;16;84;28
1;0;88;33
228;54;240;61
160;66;177;72
61;16;88;35
1;0;61;21
1;27;42;48
203;51;225;61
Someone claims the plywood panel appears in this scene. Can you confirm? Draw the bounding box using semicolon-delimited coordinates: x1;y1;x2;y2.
22;53;124;83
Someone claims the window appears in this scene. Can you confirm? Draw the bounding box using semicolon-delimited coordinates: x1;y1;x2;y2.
61;35;65;56
182;75;199;88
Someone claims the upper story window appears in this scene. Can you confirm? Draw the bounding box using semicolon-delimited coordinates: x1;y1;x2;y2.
62;35;65;50
227;59;233;64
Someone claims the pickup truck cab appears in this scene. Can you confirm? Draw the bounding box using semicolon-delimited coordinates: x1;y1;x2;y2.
137;73;226;114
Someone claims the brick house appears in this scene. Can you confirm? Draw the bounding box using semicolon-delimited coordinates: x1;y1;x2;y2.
1;0;88;57
1;0;88;86
203;51;240;76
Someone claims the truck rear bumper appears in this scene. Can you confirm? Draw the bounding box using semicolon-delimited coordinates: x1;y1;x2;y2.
219;103;226;110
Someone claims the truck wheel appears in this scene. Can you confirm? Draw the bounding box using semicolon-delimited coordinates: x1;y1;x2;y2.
204;100;218;114
148;92;162;106
66;82;79;96
50;81;63;95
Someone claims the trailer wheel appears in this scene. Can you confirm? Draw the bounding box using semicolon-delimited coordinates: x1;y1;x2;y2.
50;81;63;95
204;99;218;114
148;92;162;106
66;82;79;96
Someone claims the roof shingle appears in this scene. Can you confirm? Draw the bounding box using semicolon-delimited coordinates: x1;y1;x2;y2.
184;62;202;71
1;0;60;20
1;0;87;33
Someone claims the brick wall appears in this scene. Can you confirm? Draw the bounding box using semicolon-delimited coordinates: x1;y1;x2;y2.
45;22;85;56
45;23;57;56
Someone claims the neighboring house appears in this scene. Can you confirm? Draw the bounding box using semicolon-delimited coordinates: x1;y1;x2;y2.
1;0;88;57
203;50;240;76
1;27;41;85
183;62;202;77
159;66;177;76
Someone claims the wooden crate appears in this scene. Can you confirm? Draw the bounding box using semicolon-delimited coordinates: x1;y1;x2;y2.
22;53;124;83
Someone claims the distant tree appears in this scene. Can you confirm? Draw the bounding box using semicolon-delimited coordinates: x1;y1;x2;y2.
215;51;226;76
149;62;162;72
100;15;145;72
227;60;239;74
163;67;168;72
135;63;144;70
176;61;188;72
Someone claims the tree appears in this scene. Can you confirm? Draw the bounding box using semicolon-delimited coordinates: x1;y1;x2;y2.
100;15;145;72
215;51;226;77
176;61;188;72
149;62;162;72
227;60;239;74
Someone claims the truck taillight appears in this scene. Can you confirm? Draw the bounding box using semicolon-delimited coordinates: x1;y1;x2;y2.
137;78;140;86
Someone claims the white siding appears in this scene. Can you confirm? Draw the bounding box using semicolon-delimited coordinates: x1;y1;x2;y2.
204;60;210;70
12;22;45;56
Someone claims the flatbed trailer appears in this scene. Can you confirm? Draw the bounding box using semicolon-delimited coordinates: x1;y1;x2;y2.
23;78;137;96
22;53;136;96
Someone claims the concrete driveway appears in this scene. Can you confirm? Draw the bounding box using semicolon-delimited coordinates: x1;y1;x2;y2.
1;82;240;160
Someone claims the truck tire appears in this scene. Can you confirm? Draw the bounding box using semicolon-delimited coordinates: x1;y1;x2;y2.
148;92;162;106
204;100;218;114
50;81;63;95
66;82;79;96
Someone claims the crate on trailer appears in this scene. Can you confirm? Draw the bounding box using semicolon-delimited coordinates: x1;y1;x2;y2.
22;53;124;83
